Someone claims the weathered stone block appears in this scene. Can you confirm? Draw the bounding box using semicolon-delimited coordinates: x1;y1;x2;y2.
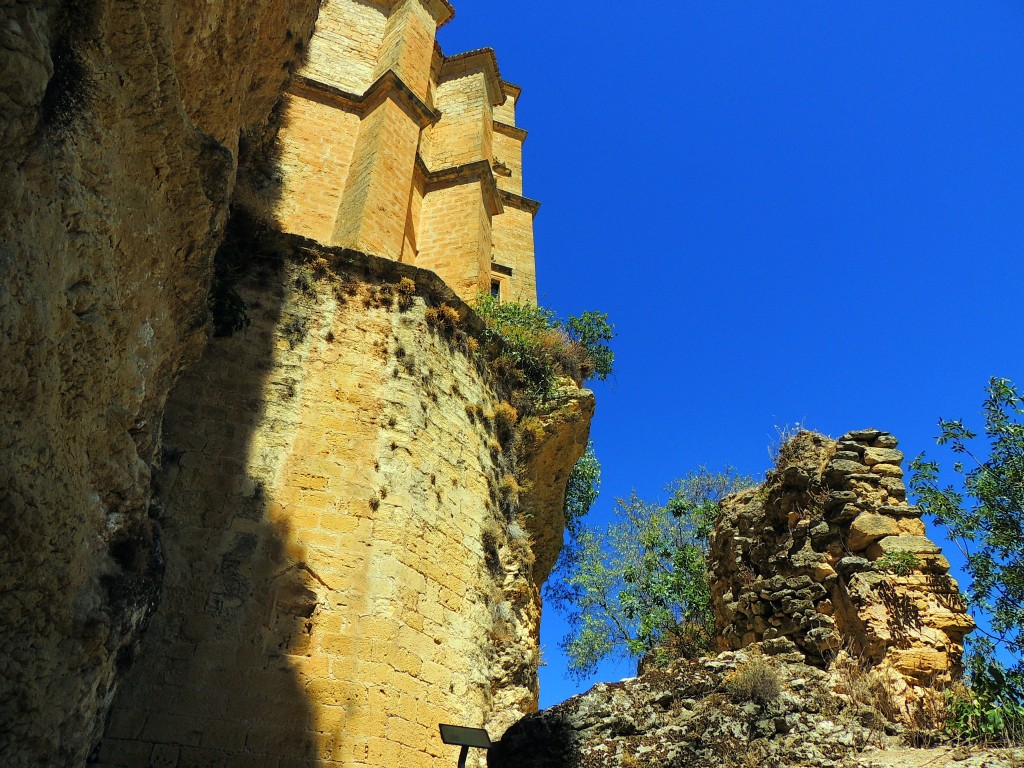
847;512;901;551
863;446;904;466
867;535;942;558
870;462;904;478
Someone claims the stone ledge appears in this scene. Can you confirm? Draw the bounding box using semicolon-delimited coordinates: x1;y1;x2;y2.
291;70;440;129
498;190;541;218
494;121;528;142
415;157;504;215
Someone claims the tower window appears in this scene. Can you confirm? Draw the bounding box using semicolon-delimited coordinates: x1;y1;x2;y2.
490;280;501;300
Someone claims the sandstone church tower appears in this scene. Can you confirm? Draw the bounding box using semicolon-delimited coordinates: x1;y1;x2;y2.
274;0;540;304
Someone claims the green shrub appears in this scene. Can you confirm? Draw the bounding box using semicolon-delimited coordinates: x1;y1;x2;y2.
946;662;1024;744
562;442;601;535
473;293;614;397
876;550;920;576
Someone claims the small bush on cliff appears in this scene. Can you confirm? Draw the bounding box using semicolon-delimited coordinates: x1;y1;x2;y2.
493;402;519;442
547;468;752;679
425;304;461;335
563;442;602;534
473;294;614;396
396;277;416;311
876;549;920;576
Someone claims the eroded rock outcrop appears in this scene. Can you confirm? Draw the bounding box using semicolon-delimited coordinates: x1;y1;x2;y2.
0;2;319;764
488;641;1022;768
491;430;982;768
710;430;973;715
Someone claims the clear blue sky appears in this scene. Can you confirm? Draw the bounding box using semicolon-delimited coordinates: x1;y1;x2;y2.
440;2;1024;709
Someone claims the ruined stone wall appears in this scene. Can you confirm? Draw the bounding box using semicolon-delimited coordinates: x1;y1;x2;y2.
710;430;974;713
92;236;593;768
0;2;320;765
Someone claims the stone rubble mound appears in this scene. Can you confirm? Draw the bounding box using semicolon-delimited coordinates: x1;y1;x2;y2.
488;641;1022;768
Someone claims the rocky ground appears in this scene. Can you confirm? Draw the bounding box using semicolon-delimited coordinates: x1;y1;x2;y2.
488;641;1023;768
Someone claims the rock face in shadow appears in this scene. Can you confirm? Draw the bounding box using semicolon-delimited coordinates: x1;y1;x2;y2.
1;3;589;764
710;430;973;716
0;2;319;764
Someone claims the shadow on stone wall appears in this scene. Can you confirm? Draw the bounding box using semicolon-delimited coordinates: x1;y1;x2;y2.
487;711;582;768
90;229;326;766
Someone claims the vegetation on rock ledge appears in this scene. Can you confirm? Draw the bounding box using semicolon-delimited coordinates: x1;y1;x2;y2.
473;293;614;398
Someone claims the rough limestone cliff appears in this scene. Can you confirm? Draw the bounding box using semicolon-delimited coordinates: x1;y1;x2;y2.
2;3;593;765
1;2;318;764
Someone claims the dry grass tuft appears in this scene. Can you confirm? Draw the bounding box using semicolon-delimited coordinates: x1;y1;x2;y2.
425;304;461;336
493;402;519;442
725;659;781;705
396;277;416;311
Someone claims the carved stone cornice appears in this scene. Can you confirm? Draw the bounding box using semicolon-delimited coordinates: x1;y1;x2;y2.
440;48;505;106
494;121;528;142
501;80;522;100
415;157;503;215
498;190;541;218
290;70;440;128
380;0;454;27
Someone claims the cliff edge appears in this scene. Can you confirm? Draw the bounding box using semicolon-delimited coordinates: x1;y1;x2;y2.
0;1;320;764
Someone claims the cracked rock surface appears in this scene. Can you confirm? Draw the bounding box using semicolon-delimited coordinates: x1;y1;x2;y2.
489;642;1022;768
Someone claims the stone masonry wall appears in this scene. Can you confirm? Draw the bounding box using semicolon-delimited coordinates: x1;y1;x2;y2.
92;235;593;768
710;429;974;715
0;2;319;765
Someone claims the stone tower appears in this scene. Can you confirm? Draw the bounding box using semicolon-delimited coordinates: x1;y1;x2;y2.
273;0;540;304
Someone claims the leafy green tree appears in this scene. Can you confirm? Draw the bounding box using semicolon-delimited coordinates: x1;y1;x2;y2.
910;376;1024;683
547;468;752;680
563;441;601;534
910;377;1024;743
